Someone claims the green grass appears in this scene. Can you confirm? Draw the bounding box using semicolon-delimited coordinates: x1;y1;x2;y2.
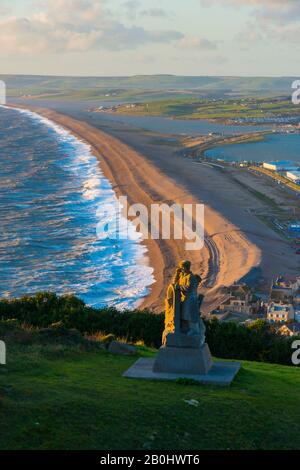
114;96;300;121
0;326;300;450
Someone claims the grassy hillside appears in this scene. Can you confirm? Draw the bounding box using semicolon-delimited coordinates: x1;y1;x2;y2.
114;96;300;120
0;322;300;450
0;292;297;367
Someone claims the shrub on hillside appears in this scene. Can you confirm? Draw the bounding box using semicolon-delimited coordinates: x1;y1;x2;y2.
205;319;296;365
0;292;164;347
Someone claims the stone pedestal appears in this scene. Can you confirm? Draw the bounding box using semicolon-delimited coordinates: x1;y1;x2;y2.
122;276;241;386
153;333;213;375
123;358;241;386
123;332;241;386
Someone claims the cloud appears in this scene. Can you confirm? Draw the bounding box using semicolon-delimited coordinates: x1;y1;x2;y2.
200;0;300;23
200;0;300;43
123;1;170;20
0;2;10;16
0;0;183;55
179;36;217;50
140;8;170;18
122;0;140;19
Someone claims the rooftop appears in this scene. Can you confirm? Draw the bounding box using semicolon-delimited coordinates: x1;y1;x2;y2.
266;160;298;166
280;323;300;333
273;276;299;287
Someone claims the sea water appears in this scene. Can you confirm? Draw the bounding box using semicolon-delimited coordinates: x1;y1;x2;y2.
204;133;300;164
0;106;154;308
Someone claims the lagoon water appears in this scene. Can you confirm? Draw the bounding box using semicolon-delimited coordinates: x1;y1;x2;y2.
11;98;272;136
204;133;300;164
89;111;270;136
0;106;154;308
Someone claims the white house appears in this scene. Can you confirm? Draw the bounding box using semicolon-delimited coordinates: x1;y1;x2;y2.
267;302;295;323
286;170;300;184
263;161;298;172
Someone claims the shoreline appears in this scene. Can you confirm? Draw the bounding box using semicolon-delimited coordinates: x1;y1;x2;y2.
8;104;262;313
182;131;272;162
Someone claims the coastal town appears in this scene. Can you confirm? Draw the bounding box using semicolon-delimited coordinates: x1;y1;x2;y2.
209;275;300;336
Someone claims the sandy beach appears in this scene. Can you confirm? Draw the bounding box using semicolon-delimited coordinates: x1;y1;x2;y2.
7;104;266;313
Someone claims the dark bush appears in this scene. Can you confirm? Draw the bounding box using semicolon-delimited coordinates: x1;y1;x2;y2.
205;318;297;365
0;292;164;347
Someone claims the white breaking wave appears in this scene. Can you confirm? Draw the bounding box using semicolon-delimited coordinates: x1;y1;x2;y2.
0;105;154;309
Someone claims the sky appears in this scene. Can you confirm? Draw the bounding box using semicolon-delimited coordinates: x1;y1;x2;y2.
0;0;300;76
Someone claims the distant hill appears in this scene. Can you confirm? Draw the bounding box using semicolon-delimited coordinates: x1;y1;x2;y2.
0;74;297;99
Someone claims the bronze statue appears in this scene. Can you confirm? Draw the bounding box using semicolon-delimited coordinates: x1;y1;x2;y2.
163;260;206;345
152;260;214;376
126;259;240;381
